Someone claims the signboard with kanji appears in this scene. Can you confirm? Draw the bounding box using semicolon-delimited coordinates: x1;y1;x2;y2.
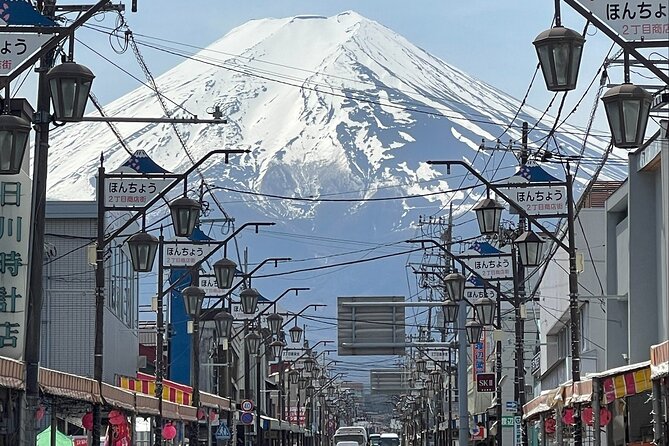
0;156;31;360
199;275;226;297
163;240;217;267
506;184;567;216
0;33;50;75
476;373;496;392
230;300;272;321
104;177;172;208
472;338;486;378
462;241;513;280
577;0;668;41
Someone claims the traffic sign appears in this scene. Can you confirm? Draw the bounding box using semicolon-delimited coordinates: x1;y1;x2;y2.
0;33;50;75
476;373;496;393
501;416;515;427
215;423;231;441
240;399;254;412
505;401;518;412
240;411;254;425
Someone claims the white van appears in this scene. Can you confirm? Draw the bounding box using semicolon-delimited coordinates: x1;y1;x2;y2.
379;433;400;446
333;426;368;446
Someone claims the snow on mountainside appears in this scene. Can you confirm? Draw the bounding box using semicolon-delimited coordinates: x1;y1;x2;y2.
47;11;626;225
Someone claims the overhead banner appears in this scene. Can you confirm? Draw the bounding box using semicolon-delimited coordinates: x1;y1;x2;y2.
0;159;31;360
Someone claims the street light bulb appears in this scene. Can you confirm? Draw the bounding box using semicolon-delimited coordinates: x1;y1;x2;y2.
46;61;95;120
213;258;237;289
169;196;201;238
444;272;466;302
0;114;31;175
601;83;652;149
126;231;159;273
473;198;504;236
533;26;585;92
182;286;205;319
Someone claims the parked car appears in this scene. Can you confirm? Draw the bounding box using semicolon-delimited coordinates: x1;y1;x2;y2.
369;433;381;446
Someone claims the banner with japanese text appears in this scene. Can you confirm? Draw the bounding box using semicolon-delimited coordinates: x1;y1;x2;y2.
0;154;31;360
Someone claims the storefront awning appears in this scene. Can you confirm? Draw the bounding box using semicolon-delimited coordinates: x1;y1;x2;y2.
588;361;651;404
39;367;100;403
0;356;24;389
650;340;669;379
260;415;281;430
200;390;232;411
100;383;135;412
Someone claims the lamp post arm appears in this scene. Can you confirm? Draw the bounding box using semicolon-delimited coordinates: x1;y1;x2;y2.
104;148;249;245
427;160;570;252
312;373;345;396
407;238;514;303
280;304;326;329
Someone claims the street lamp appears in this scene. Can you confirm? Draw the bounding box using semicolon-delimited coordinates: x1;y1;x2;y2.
443;300;460;324
533;26;585;92
601;83;653;148
168;196;201;237
304;357;316;374
473;198;504;236
240;287;260;315
444;272;466;302
289;324;303;344
246;331;261;355
289;370;300;385
267;313;284;337
270;340;286;361
415;358;427;374
46;61;95;120
465;319;484;344
214;310;234;339
213;258;237;289
0;114;31;175
126;231;159;272
298;377;308;390
474;297;496;326
182;286;205;318
514;230;545;267
306;385;315;399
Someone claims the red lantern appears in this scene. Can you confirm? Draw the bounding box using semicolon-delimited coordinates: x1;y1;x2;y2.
162;423;177;440
562;408;575;425
209;410;217;422
545;417;556;434
599;408;612;426
82;412;94;431
582;407;594;426
108;410;125;426
34;405;45;422
197;408;206;420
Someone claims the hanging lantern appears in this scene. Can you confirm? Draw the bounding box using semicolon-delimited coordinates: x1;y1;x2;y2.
82;411;94;431
240;288;260;315
514;230;545;267
126;231;159;272
289;370;300;385
474;297;496;326
430;370;442;386
246;331;261;355
213;258;237;289
214;310;234;339
443;300;460;324
319;374;327;387
444;272;466;302
601;83;652;149
162;422;177;440
562;408;575;425
270;340;286;361
267;313;283;337
304;357;316;374
599;408;612;426
169;196;201;238
327;386;335;397
0;114;31;175
298;377;308;390
182;286;205;318
415;358;427;374
46;61;95;120
306;385;315;399
465;320;484;344
533;26;585;92
289;324;303;344
34;405;45;422
583;407;594;426
545;417;556;434
473;198;504;236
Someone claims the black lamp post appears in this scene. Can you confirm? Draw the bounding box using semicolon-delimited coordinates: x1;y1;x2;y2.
444;272;466;302
513;230;545;267
0;114;31;175
465;319;484;344
46;61;95;120
533;26;585;92
601;83;653;149
289;324;303;344
289;370;300;385
443;300;460;324
169;196;201;237
182;286;205;445
473;198;504;236
126;231;159;272
240;287;261;315
213;258;237;289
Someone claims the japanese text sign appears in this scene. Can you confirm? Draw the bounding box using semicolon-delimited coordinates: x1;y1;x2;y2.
0;161;31;359
104;177;172;209
199;275;226;297
581;0;668;40
163;240;216;267
507;185;567;217
230;301;272;321
0;33;50;75
464;254;512;280
472;339;486;379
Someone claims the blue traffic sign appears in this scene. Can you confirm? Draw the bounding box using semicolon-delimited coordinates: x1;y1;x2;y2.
215;423;231;441
240;411;254;425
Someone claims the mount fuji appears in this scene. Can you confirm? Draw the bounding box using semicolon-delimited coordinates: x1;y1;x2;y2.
46;12;626;331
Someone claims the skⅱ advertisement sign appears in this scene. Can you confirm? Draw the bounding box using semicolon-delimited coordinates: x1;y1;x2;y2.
0;161;31;359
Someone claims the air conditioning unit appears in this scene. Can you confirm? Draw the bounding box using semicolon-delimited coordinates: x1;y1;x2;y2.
137;356;147;369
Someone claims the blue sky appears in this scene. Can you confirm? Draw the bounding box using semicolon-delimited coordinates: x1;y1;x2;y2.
12;0;618;132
